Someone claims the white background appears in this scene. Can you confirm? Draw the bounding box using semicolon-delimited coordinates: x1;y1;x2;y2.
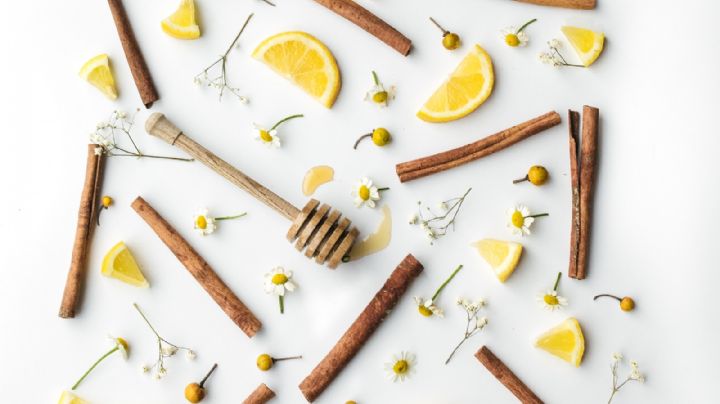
0;0;717;403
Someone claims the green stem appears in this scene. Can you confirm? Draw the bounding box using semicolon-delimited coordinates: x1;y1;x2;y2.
516;18;537;34
527;213;549;218
429;17;448;35
552;271;562;292
134;303;161;339
199;363;218;388
279;295;284;314
377;187;390;192
273;355;302;362
215;212;247;221
371;70;380;85
224;14;254;57
270;114;304;131
594;294;622;302
512;175;529;184
71;346;119;390
431;265;463;302
353;133;373;149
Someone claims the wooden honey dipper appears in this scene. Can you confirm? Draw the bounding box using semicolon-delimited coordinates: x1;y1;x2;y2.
145;113;359;269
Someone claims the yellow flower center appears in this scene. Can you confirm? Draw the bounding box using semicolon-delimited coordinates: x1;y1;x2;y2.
505;33;520;47
418;305;433;317
256;354;273;371
393;360;409;375
358;185;370;201
271;273;288;285
372;91;388;103
260;130;273;142
116;337;129;352
196;215;208;230
543;294;559;306
511;210;525;228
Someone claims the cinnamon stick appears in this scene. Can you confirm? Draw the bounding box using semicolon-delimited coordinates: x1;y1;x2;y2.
107;0;159;108
298;254;424;402
396;111;561;183
514;0;596;9
574;106;599;279
59;144;105;318
568;110;581;279
475;346;544;404
242;383;276;404
131;196;262;337
312;0;412;56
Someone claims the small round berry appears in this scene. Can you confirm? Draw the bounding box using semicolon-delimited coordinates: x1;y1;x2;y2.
101;195;113;208
256;354;274;371
443;33;461;50
620;297;635;312
184;383;205;403
372;128;392;146
527;165;549;185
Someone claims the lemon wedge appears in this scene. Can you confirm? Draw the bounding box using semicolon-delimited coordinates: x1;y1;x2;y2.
58;391;88;404
252;31;340;108
561;26;604;67
472;239;523;282
79;54;118;100
161;0;200;39
417;44;494;123
535;317;586;367
101;241;149;288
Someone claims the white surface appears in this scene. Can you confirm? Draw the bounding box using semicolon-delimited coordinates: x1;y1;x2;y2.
0;0;717;403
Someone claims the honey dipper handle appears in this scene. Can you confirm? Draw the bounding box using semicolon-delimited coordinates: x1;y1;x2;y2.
145;113;300;221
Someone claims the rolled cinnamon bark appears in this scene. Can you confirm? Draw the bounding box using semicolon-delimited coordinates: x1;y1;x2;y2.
312;0;412;56
396;111;561;183
475;346;544;404
131;196;261;337
568;110;581;279
107;0;159;108
298;254;424;402
242;383;276;404
575;106;599;279
59;144;105;318
514;0;596;9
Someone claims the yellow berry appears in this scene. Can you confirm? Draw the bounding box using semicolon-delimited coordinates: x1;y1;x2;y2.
257;354;273;371
442;33;461;50
101;196;113;208
505;33;520;47
346;401;357;404
620;297;635;312
372;128;391;146
184;383;205;403
418;305;433;317
372;91;388;104
527;166;549;186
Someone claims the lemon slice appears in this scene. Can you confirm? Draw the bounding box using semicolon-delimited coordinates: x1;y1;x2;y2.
535;317;586;367
417;44;494;123
561;26;604;67
472;239;523;282
161;0;200;39
101;241;149;288
79;54;118;100
252;31;340;108
58;391;88;404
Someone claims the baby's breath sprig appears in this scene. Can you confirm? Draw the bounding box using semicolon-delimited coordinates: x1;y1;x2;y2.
539;39;585;68
194;13;253;102
409;188;471;244
90;110;193;162
607;353;645;403
445;298;488;364
133;303;195;380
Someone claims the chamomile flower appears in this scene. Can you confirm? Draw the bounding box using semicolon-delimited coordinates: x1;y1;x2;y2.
384;351;416;382
193;208;246;236
537;272;567;311
501;19;536;47
364;71;395;107
352;177;387;208
414;297;444;318
264;267;297;314
507;205;548;236
254;123;281;148
71;336;130;390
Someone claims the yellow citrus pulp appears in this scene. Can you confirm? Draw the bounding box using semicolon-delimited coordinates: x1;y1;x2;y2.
472;239;522;282
161;0;200;40
252;32;340;108
101;241;149;288
79;54;118;100
58;391;88;404
417;45;494;122
561;26;605;67
535;317;586;367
